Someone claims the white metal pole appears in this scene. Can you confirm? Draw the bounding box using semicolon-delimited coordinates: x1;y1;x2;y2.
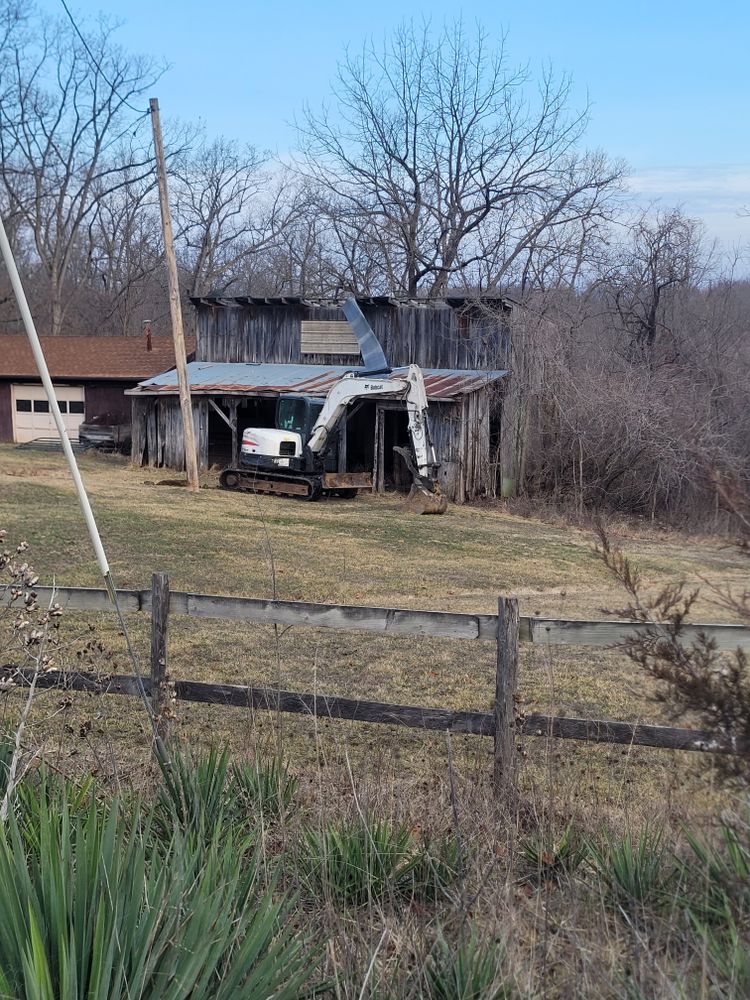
0;215;110;581
0;213;168;758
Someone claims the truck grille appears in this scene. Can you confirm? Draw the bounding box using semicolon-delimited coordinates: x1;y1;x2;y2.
279;441;296;457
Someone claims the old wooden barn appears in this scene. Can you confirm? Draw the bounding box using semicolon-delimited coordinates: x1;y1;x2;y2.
128;296;509;502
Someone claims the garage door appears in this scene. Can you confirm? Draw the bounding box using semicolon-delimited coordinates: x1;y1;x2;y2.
11;384;85;443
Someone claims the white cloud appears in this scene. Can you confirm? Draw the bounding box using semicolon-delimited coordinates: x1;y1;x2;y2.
626;166;750;247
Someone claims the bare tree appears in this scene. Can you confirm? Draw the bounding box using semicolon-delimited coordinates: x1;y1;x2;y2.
172;137;270;297
296;20;624;296
606;207;710;362
0;3;164;334
86;172;164;335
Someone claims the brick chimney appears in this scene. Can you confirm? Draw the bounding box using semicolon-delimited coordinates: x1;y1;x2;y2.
143;319;153;352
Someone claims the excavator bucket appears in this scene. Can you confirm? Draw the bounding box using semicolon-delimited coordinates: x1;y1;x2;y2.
404;484;448;515
392;445;448;514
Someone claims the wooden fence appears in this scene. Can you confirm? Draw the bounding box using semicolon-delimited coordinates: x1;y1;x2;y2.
3;577;748;792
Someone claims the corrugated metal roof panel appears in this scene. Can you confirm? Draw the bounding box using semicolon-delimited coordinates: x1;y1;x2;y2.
126;362;506;402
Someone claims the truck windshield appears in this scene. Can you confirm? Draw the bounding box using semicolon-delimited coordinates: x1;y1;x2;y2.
277;398;307;435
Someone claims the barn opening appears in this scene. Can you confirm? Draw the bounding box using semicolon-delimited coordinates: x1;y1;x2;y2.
206;397;278;469
343;400;375;473
381;407;412;491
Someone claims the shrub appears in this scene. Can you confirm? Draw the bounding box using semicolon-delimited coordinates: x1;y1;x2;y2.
425;931;513;1000
681;815;750;925
232;756;298;821
410;832;462;902
589;829;678;915
0;771;317;999
300;816;421;907
155;744;233;840
518;821;588;887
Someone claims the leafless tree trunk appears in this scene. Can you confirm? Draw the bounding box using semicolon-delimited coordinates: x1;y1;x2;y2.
172;137;269;297
0;5;165;334
296;20;624;296
605;208;710;363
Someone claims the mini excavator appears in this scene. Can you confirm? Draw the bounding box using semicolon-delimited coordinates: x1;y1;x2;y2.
218;297;447;514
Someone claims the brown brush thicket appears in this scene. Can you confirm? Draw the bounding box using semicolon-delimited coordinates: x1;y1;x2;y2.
595;513;750;783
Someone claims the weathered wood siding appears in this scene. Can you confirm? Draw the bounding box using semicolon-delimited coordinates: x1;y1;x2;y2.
196;301;508;369
428;391;493;501
131;392;493;501
132;396;210;472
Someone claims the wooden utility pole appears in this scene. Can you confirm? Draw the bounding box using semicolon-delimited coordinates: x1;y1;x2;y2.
149;97;200;491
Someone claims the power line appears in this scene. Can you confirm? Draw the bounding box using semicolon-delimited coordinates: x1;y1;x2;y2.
57;0;150;117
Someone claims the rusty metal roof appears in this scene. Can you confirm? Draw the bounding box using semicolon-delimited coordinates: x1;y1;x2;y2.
126;362;506;402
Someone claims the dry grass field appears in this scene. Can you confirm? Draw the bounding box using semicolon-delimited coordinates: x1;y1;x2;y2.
1;443;745;816
4;444;750;998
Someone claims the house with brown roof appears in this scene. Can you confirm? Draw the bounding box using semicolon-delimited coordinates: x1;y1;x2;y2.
0;334;195;444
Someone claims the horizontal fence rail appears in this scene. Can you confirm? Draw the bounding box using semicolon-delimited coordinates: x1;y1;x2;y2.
0;667;726;754
5;586;749;651
2;576;742;792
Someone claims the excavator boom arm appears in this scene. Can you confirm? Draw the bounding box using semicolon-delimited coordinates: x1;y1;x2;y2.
306;365;439;480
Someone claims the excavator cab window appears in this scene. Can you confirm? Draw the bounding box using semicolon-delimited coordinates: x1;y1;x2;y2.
276;396;325;440
277;397;308;435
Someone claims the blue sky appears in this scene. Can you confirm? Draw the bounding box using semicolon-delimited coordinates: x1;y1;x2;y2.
39;0;750;250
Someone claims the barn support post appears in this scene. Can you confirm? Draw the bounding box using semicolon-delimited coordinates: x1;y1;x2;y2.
337;413;347;473
374;405;385;493
150;572;174;746
229;400;239;466
494;596;519;799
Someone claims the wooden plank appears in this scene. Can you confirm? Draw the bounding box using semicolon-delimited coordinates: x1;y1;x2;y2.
301;320;352;332
520;714;723;752
4;587;748;650
374;404;385;493
181;593;495;638
529;618;750;652
0;667;729;752
0;668;152;698
494;597;518;795
301;338;360;349
301;320;356;335
172;681;495;735
301;320;360;357
0;586;142;613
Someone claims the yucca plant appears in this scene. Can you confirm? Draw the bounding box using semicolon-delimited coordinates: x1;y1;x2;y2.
231;756;298;821
589;828;677;915
299;816;420;907
681;817;750;923
409;832;462;902
690;902;750;998
154;745;236;841
12;765;97;853
424;931;513;1000
518;822;588;887
0;786;317;999
0;733;11;799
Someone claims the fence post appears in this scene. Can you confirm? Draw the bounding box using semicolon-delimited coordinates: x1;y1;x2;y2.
150;571;173;746
494;596;519;797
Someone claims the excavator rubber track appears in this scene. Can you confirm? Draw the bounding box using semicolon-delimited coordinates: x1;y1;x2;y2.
219;467;323;500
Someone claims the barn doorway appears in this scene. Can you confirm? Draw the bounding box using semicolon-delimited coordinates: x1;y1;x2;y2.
206;396;277;469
